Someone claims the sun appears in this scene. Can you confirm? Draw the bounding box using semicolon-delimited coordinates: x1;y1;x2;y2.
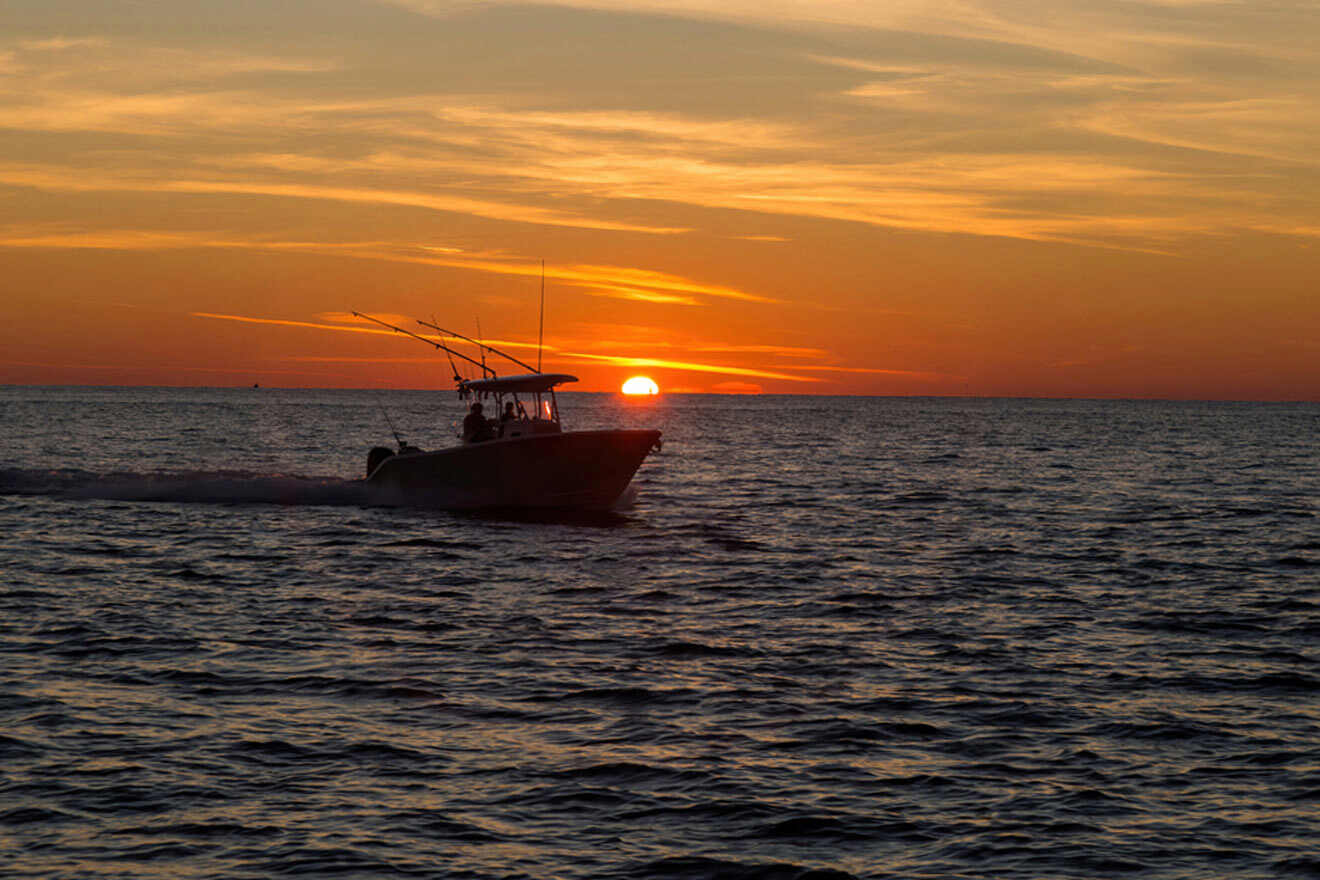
621;376;660;396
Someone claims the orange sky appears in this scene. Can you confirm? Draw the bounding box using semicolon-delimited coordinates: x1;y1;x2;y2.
2;1;1318;398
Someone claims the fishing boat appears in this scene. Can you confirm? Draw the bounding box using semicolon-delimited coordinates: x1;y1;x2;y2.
355;313;662;510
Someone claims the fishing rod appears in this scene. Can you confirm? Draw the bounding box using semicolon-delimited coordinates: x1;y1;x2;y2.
431;313;465;383
351;311;492;379
416;319;538;374
377;401;405;448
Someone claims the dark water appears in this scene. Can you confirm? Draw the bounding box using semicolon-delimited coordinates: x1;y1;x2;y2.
1;387;1317;879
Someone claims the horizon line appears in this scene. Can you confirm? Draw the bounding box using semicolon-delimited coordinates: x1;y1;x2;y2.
1;382;1316;404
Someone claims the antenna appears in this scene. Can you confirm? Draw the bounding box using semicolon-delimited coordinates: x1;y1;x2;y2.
537;259;545;373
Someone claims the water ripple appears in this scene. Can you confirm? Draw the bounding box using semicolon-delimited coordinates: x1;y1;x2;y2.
1;391;1317;878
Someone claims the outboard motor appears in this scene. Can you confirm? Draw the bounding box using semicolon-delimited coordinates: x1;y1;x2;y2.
366;446;395;478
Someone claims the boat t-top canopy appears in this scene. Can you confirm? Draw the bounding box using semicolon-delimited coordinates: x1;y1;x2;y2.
459;373;578;396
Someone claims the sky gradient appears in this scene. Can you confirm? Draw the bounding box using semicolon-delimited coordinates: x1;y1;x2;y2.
3;0;1317;397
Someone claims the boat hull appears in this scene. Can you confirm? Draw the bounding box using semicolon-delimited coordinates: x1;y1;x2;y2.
365;429;661;510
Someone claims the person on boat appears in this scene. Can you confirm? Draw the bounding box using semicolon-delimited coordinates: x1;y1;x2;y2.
462;401;495;443
500;401;518;424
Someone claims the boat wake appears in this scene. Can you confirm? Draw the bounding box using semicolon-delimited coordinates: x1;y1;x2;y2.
612;483;639;510
0;467;644;519
0;467;370;508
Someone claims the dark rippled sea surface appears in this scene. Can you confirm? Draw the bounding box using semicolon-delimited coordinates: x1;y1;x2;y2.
2;387;1318;879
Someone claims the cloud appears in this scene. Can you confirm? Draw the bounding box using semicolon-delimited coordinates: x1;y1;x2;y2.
283;355;449;364
791;364;965;382
1081;93;1320;164
3;1;1314;254
189;310;825;383
2;3;1316;257
18;36;111;52
0;162;686;235
691;344;830;358
558;351;819;382
0;227;229;250
0;225;782;312
0;357;349;379
711;381;763;394
581;285;701;306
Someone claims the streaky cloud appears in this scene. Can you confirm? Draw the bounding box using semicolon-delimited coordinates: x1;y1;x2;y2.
0;164;687;235
582;285;701;306
560;352;819;383
191;311;824;384
792;364;965;381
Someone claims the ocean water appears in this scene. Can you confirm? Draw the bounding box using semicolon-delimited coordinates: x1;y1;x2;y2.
1;386;1317;879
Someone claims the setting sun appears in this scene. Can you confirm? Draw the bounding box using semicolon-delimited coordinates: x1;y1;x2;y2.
621;376;660;396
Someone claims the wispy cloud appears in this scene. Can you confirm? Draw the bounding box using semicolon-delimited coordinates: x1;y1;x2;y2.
189;310;825;383
581;285;700;306
1081;93;1320;164
513;327;832;360
691;344;829;358
0;357;350;379
283;355;451;364
18;37;111;52
791;364;964;382
2;15;1313;251
378;256;777;304
557;352;820;383
0;163;686;235
0;225;770;305
711;381;763;394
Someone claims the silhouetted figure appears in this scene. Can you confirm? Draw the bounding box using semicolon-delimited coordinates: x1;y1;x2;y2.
463;401;495;443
